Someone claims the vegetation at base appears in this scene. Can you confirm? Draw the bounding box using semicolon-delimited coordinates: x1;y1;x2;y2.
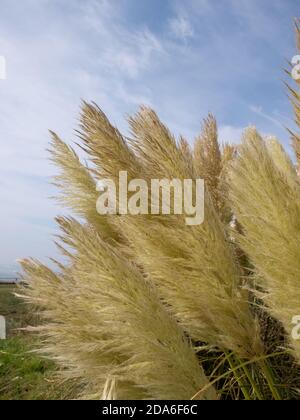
0;286;79;400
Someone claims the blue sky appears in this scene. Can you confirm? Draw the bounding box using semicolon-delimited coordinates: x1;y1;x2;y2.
0;0;299;274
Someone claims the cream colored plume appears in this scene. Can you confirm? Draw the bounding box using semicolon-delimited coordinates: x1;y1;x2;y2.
229;128;300;362
20;217;216;400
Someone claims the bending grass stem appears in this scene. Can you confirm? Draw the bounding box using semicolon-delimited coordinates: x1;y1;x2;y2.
225;352;251;400
259;360;281;401
192;351;286;400
235;356;264;400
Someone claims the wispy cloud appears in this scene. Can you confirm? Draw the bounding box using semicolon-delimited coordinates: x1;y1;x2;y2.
218;125;244;144
102;29;164;78
0;0;297;270
250;105;283;129
168;16;194;40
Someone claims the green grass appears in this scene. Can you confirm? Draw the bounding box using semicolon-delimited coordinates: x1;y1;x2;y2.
0;285;33;335
0;336;73;400
0;285;79;400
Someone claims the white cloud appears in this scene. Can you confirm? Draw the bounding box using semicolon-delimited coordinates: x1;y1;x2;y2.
218;125;244;144
169;16;194;40
250;105;283;129
0;0;295;272
102;28;164;78
0;0;164;269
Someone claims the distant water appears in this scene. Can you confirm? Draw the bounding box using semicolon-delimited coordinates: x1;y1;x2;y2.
0;276;19;284
0;269;19;281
